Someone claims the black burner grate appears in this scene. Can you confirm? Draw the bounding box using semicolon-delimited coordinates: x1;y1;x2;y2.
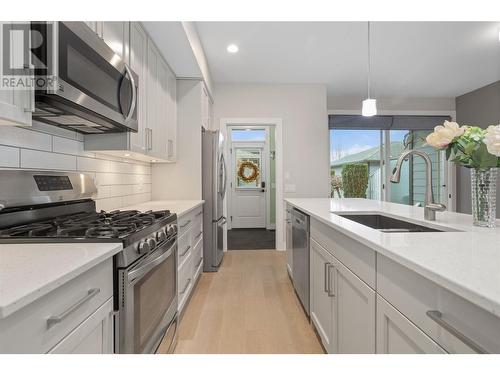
0;209;171;239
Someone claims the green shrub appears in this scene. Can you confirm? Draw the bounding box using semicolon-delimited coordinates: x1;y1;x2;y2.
341;163;368;198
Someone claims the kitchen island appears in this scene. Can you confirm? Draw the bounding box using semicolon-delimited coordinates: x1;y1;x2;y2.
285;198;500;354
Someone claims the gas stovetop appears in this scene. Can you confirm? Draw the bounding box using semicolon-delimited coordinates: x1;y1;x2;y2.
0;209;175;244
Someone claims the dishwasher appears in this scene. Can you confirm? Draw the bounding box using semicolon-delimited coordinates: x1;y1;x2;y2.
291;208;310;316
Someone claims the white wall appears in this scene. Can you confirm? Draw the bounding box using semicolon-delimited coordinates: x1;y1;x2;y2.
214;83;330;198
152;80;203;200
0;122;151;211
328;96;456;112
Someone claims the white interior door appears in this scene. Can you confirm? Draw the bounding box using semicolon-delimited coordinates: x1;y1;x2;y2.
231;144;267;228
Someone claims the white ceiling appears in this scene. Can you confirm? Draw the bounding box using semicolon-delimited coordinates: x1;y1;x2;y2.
195;21;500;98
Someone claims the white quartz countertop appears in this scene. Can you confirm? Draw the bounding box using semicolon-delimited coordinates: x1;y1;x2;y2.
0;242;122;319
119;200;204;217
285;198;500;318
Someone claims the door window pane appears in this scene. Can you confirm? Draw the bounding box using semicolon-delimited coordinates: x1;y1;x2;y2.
235;148;262;188
231;129;266;142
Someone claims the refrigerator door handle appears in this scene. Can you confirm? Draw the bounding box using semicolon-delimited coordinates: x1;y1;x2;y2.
220;153;227;198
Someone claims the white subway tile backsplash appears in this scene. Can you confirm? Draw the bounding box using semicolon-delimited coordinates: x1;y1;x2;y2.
0;145;20;167
0;126;52;151
95;172;122;186
21;149;77;170
77;156;109;173
1;123;152;210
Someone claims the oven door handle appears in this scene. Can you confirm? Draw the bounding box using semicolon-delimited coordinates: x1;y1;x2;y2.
128;244;175;284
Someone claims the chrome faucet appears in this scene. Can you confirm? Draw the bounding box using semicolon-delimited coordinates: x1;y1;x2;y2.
390;149;446;221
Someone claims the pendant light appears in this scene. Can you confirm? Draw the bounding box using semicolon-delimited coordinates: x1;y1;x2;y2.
362;21;377;117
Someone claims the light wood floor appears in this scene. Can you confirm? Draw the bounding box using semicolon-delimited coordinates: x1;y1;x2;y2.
169;250;324;354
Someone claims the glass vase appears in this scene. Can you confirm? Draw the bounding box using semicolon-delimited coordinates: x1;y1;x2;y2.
470;168;497;228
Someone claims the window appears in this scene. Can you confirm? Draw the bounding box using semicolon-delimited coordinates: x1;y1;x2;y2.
329;115;449;207
234;147;262;188
231;128;266;142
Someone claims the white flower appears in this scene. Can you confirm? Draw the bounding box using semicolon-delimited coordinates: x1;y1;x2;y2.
484;125;500;157
425;121;466;149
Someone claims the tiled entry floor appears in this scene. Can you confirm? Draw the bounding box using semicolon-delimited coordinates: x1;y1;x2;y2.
170;250;324;354
227;228;276;250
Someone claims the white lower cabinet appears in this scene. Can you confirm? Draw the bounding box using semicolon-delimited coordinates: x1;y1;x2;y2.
310;238;375;354
177;206;203;315
49;298;114;354
308;219;500;354
376;295;446;354
335;257;375;353
0;258;114;354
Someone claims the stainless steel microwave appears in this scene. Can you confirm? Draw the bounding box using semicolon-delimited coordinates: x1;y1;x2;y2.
32;22;138;134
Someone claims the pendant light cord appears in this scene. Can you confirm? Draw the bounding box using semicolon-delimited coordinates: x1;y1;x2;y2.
367;21;371;99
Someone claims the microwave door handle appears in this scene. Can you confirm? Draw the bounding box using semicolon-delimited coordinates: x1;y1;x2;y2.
123;64;137;123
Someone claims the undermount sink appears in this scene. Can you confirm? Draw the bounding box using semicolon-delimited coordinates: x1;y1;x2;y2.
335;213;453;233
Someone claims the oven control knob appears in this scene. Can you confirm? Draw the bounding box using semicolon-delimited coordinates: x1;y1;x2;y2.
156;230;167;243
147;238;157;249
138;241;150;254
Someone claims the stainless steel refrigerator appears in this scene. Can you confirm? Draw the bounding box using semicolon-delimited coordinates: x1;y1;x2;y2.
202;128;227;272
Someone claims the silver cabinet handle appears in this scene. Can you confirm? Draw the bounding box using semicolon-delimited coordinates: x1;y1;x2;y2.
123;64;137;123
180;220;191;228
180;245;191;257
426;310;489;354
327;264;335;297
324;262;330;293
195;231;202;239
47;288;100;329
180;278;192;294
195;257;203;269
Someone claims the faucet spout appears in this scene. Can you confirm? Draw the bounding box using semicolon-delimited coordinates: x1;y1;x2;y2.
390;149;446;221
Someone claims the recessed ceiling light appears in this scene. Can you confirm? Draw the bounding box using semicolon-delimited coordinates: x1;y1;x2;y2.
151;159;157;163
226;44;239;53
124;153;130;157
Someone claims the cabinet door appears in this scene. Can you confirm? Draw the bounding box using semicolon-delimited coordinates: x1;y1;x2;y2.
334;258;376;353
310;239;335;353
0;22;33;127
146;40;158;158
376;295;446;354
166;65;177;161
101;22;129;61
151;57;169;160
129;22;147;153
48;298;114;354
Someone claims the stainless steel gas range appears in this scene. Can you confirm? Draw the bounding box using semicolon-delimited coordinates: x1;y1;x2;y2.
0;170;178;354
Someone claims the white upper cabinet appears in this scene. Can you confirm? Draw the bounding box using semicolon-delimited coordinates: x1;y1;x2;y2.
101;22;129;61
166;65;177;161
129;22;148;154
0;22;33;127
83;22;178;163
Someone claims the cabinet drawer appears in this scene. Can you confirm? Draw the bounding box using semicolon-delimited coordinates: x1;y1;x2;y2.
178;255;194;312
178;213;194;235
177;228;192;269
310;217;376;288
191;213;203;244
192;236;203;276
0;258;113;354
377;254;500;353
